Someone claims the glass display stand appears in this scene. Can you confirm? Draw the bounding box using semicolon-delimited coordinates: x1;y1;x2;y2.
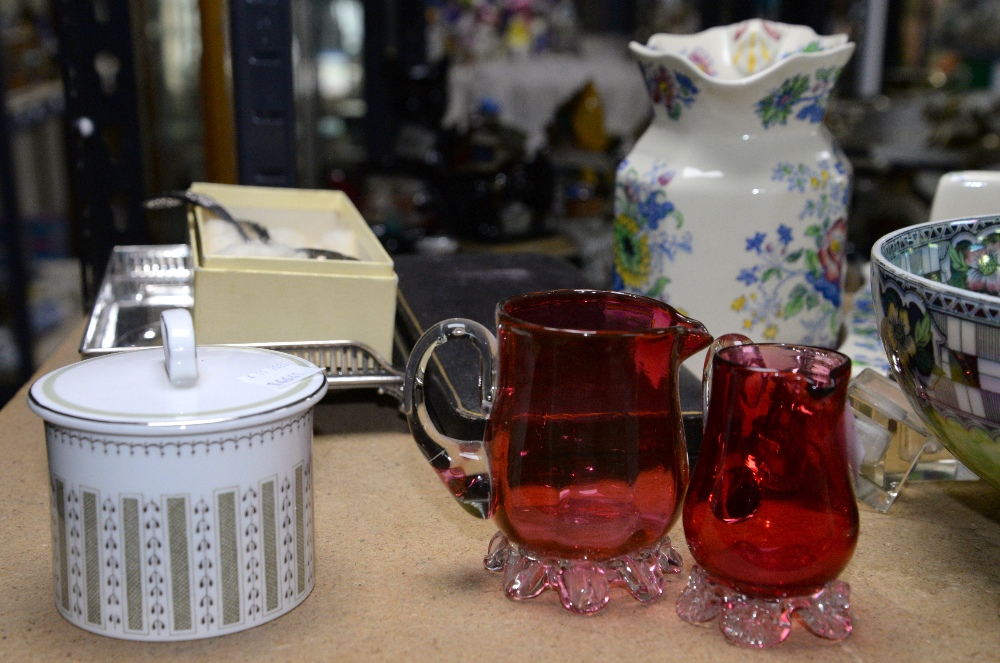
849;368;977;512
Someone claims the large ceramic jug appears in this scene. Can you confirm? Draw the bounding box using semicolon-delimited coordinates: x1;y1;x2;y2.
613;20;855;362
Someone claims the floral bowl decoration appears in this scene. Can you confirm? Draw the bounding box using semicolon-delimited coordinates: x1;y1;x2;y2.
872;215;1000;490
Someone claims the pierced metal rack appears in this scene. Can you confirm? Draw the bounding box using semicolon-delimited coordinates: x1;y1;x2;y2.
80;244;405;401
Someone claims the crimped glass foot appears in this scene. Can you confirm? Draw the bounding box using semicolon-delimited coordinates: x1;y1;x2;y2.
676;565;852;647
483;531;683;615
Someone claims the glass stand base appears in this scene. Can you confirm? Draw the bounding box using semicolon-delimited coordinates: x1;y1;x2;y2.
676;565;852;647
849;368;978;513
483;531;683;615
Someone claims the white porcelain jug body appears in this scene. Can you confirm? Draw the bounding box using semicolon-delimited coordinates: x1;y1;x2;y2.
614;20;855;358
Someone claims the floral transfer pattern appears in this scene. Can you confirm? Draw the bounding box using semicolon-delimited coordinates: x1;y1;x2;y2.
877;287;933;390
944;230;1000;293
682;47;717;76
612;159;692;300
638;63;699;120
873;217;1000;490
732;156;849;343
778;40;826;60
755;67;842;128
875;274;1000;483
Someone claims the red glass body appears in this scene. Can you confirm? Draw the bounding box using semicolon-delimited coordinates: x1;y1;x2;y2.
486;290;711;559
684;344;859;598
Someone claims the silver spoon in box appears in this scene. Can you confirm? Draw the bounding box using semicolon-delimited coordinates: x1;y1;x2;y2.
143;190;357;261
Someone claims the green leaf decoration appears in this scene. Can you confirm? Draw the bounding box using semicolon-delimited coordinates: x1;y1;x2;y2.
805;250;822;277
784;296;805;318
783;284;807;318
914;348;935;376
761;267;781;282
949;244;967;272
673;210;684;229
805;225;823;238
806;293;820;309
645;277;670;299
914;314;932;347
785;249;803;263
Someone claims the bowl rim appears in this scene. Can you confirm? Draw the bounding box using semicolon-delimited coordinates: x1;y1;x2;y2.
871;214;1000;306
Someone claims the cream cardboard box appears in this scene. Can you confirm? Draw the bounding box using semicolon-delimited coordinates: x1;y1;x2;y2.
188;182;397;360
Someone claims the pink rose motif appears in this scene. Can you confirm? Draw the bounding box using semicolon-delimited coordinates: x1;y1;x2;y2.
965;243;1000;293
819;217;847;284
652;68;675;107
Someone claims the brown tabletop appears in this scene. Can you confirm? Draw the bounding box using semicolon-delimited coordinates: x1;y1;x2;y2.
2;322;1000;661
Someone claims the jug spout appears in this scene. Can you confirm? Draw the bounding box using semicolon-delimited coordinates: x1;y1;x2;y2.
671;311;713;362
402;319;498;519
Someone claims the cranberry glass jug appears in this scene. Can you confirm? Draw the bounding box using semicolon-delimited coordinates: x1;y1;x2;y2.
402;290;712;614
678;334;858;646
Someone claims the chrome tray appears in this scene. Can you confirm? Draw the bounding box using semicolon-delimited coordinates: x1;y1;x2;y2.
80;244;404;400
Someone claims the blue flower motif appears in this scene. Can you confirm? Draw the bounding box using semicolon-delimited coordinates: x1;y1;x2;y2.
675;71;699;97
807;271;841;307
737;267;759;285
746;232;767;254
795;101;826;123
777;225;793;246
637;192;675;231
611;270;624;290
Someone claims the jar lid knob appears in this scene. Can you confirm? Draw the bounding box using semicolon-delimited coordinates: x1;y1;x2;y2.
160;309;199;386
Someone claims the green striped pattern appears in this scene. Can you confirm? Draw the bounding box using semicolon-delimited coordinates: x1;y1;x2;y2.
167;497;192;631
295;466;305;595
217;491;241;626
83;491;101;625
47;459;315;637
262;480;279;612
122;497;143;632
55;480;68;611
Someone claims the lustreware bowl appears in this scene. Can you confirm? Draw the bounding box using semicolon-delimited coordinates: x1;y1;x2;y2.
872;215;1000;490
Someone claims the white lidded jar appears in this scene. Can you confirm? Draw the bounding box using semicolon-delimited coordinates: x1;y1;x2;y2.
28;310;328;641
613;19;855;362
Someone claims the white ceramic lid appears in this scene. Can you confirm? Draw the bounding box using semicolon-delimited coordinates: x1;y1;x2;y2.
29;310;328;436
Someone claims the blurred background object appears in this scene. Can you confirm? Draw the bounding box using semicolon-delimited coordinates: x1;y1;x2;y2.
3;0;1000;406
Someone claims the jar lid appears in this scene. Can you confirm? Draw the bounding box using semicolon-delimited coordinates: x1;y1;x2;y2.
28;310;328;436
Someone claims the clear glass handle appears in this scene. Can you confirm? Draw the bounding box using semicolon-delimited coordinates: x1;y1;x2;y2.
702;333;754;429
402;318;498;519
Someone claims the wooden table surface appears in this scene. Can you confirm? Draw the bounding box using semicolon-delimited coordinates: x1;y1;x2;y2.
2;322;1000;661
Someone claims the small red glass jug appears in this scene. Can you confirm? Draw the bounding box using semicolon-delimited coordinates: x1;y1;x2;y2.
402;290;712;614
677;334;858;646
